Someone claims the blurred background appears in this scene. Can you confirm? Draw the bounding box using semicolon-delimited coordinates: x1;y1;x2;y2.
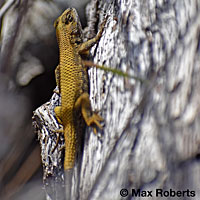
0;0;89;199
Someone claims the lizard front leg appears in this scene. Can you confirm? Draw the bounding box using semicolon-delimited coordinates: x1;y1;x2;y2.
75;92;103;134
78;17;108;54
55;65;60;87
53;65;60;94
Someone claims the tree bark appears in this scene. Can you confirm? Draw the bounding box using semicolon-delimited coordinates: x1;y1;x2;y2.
33;0;200;199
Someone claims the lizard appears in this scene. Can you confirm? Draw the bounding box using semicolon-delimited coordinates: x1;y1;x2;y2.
53;8;106;171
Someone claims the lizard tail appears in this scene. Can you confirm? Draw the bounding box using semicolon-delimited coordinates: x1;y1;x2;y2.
64;124;77;170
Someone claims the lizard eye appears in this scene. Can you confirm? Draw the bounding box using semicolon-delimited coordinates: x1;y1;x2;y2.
64;14;73;24
68;14;73;22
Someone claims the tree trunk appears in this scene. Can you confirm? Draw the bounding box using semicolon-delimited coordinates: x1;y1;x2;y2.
33;0;200;199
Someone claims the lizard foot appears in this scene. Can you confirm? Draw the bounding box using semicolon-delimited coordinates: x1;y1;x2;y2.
86;113;104;134
51;128;64;153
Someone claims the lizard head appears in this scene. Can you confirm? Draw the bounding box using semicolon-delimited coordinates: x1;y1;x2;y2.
54;8;83;40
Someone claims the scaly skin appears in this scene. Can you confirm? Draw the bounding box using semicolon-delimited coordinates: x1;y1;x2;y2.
54;8;105;170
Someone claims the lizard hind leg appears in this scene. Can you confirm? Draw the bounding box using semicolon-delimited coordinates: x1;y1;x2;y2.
54;106;62;124
51;106;64;153
75;92;103;134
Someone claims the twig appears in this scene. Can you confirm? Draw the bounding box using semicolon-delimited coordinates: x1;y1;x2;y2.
0;0;16;19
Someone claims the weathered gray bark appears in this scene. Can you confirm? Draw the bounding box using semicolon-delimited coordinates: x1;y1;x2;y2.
33;0;200;200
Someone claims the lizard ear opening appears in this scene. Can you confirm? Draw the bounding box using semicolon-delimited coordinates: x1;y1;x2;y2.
54;19;59;28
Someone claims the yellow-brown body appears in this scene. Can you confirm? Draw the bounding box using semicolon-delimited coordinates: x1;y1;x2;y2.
54;8;105;170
